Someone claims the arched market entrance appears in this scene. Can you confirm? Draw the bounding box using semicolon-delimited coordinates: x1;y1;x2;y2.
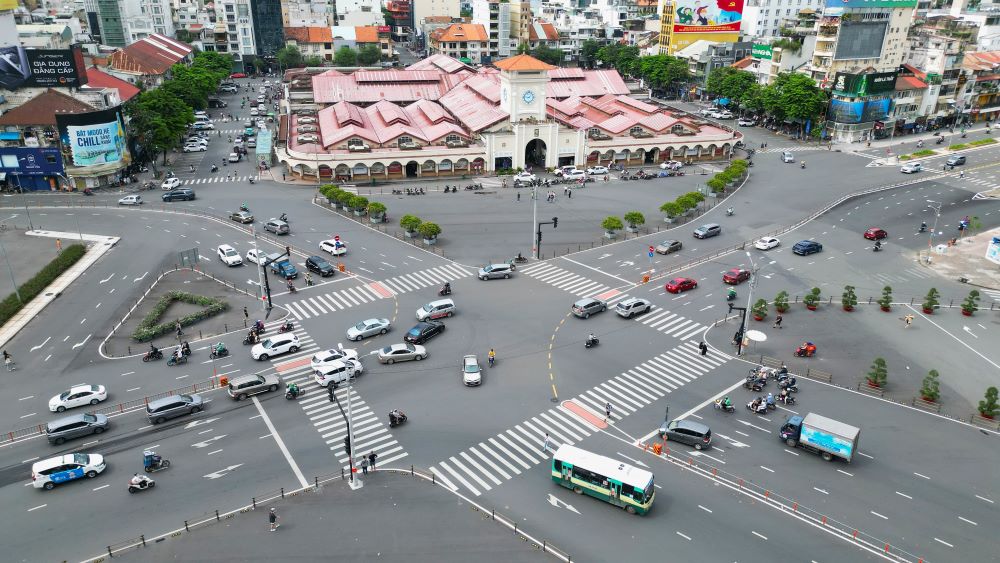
525;138;546;168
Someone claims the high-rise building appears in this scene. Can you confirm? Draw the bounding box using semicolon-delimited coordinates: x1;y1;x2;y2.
213;0;257;59
250;0;285;57
413;0;460;29
473;0;516;59
95;0;126;46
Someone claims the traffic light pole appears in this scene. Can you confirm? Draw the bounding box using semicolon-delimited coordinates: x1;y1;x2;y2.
536;216;557;259
259;245;292;314
728;302;747;356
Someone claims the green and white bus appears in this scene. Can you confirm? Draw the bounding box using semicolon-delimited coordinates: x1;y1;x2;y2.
551;445;655;515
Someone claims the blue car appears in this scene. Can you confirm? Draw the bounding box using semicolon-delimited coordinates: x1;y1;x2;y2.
267;254;298;279
792;240;823;256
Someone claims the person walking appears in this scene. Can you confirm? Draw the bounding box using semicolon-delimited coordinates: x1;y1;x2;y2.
773;314;783;329
368;451;377;472
960;171;965;179
55;238;62;253
268;507;280;532
698;342;708;356
360;456;369;475
567;189;572;199
175;320;183;340
604;401;613;422
517;192;520;202
542;433;551;453
3;350;13;371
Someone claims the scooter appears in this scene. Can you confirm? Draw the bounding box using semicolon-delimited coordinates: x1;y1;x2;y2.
388;410;408;428
143;451;171;473
778;393;796;405
514;255;528;264
142;349;163;362
209;345;229;359
919;223;927;233
746;400;768;415
726;291;737;302
166;354;188;366
438;285;452;296
240;204;250;212
285;386;303;400
278;321;295;333
392;189;403;195
873;243;882;252
585;336;600;349
128;475;155;494
714;399;735;413
726;207;734;216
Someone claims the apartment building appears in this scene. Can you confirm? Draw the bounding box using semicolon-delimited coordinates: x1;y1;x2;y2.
429;22;488;64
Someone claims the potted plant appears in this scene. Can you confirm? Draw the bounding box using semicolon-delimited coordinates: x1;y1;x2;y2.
877;286;892;312
400;214;421;238
920;369;940;402
841;285;857;311
660;201;682;223
418;221;441;245
676;194;698;216
602;216;623;239
866;357;888;388
961;289;980;316
348;195;369;216
684;191;706;205
751;298;768;321
773;290;789;313
979;386;999;419
922;287;940;314
367;201;387;224
334;190;353;210
803;287;821;311
623;211;645;233
707;177;726;194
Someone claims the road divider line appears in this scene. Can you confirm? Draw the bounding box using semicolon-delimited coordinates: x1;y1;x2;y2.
895;491;912;499
253;396;308;488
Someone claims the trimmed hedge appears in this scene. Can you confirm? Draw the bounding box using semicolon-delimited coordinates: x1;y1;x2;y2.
0;243;86;327
132;290;229;342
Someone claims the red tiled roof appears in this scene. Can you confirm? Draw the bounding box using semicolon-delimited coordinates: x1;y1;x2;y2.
82;66;140;101
528;21;559;42
900;63;926;80
355;26;380;43
433;23;488;43
963;50;1000;72
0;89;96;126
732;56;754;69
284;27;333;43
494;54;556;72
108;33;192;76
896;76;928;90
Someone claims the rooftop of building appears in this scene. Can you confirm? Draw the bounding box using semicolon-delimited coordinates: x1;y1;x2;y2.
284;26;334;44
431;23;489;43
107;33;192;75
0;89;96;126
81;65;141;101
494;54;557;72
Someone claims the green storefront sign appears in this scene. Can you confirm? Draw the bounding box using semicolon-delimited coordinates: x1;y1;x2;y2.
833;71;898;97
752;44;772;60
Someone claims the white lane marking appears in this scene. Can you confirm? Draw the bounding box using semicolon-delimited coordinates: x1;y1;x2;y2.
72;334;91;349
751;531;768;541
836;469;853;477
784;449;800;456
253;395;308;487
697;505;712;513
676;531;692;541
19;413;36;419
958;516;978;526
92;484;110;491
120;371;135;376
856;451;873;459
99;274;115;283
133;271;148;282
760;465;774;473
913;472;930;480
27;505;46;512
975;494;994;504
934;538;953;548
30;337;51;351
895;491;912;499
870;511;888;520
18;395;33;401
813;487;829;495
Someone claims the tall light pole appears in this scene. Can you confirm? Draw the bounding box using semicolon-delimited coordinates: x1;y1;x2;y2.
926;199;942;249
740;250;757;356
55;173;84;241
14;174;33;230
531;182;538;258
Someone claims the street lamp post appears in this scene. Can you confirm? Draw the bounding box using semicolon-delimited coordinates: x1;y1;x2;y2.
739;250;758;356
926;199;942;250
0;237;22;303
14;174;33;230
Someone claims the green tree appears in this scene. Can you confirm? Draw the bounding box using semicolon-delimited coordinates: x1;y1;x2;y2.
923;287;940;312
773;290;789;312
126;88;194;166
602;216;624;233
867;357;888;388
623;211;645;229
191;51;234;77
596;44;639;75
418;222;442;240
304;55;324;67
759;72;827;137
400;214;422;233
659;201;682;218
532;45;564;66
962;289;980;314
162;64;220;110
637;54;691;95
580;39;602;69
517;42;531;55
978;386;999;418
334;46;358;67
276;45;305;69
752;298;768;319
877;286;892;310
357;45;382;65
920;369;940;402
841;285;857;310
706;67;756;109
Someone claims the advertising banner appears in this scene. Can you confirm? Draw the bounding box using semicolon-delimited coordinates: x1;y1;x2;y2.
824;0;917;7
833;71;898;97
670;0;744;51
0;147;64;176
751;43;772;60
829;99;864;124
55;107;130;168
0;45;88;91
861;99;891;122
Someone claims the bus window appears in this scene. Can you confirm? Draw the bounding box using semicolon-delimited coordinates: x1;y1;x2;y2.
553;460;562;471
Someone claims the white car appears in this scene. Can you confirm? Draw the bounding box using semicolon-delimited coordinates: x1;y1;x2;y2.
462;354;482;386
715;111;734;119
313;359;363;388
161;177;181;190
251;333;300;360
513;172;536;183
310;347;360;371
298;125;318;133
564;169;586;180
186;136;209;146
49;384;108;412
299;117;317;124
298;134;318;143
217;244;243;266
754;236;781;250
738;118;756;126
32;453;106;490
586;166;609;175
900;162;923;174
183;144;207;152
228;152;241;163
699;108;717;117
319;239;347;256
192;122;214;130
118;195;142;206
245;248;263;265
250;108;259;117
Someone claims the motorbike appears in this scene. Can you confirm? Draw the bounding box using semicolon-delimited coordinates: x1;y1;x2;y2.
209;345;229;359
726;207;734;216
142;349;163;362
286;283;297;294
392;189;403;195
249;177;255;184
778;378;798;393
240;204;250;212
438;285;452;296
778;393;796;405
935;137;944;145
279;213;288;222
873;243;882;252
211;164;218;173
919;223;927;233
278;321;295;333
713;399;735;413
514;255;528;264
746;400;768;415
128;475;155;494
82;188;94;196
726;292;737;302
744;375;766;392
794;342;817;357
585;336;599;349
143;450;170;473
388;410;408;428
166;354;188;366
243;333;258;345
285;386;303;400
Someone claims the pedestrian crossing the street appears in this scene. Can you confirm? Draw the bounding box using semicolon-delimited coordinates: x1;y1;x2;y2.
430;341;728;497
264;323;408;471
283;264;474;320
519;262;707;339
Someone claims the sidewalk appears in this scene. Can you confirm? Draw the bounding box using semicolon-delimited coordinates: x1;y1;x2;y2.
920;227;1000;296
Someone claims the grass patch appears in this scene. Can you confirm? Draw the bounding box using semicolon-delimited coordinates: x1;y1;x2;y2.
132;290;229;342
0;244;86;327
911;149;937;157
899;155;911;161
969;138;997;147
948;144;968;150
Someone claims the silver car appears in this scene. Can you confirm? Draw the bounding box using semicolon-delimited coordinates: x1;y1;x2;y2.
478;263;514;280
378;343;426;364
347;318;391;341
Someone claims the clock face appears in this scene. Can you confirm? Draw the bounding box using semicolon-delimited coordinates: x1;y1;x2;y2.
522;90;535;104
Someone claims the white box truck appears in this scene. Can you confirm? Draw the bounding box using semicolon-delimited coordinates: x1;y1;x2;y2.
779;413;860;463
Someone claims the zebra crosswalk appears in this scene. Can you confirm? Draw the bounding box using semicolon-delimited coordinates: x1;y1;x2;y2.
519;262;707;339
182;175;258;185
870;266;935;285
981;288;1000;303
284;264;474;320
430;341;728;496
263;322;408;470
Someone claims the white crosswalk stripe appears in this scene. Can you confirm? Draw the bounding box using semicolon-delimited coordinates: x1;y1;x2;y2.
182;175;258;185
263;326;407;471
981;288;1000;303
429;340;728;496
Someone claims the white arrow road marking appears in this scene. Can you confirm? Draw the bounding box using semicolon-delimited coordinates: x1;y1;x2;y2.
714;433;750;448
30;337;51;352
736;419;771;433
598;253;612;260
72;334;91;349
133;272;148;283
192;435;228;448
204;463;243;480
99;274;115;284
184;418;221;429
963;326;978;339
247;279;260;286
620;261;635;267
616;452;649;467
547;493;580;514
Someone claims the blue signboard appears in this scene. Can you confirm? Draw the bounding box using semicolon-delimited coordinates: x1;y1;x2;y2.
0;147;64;175
800;425;854;458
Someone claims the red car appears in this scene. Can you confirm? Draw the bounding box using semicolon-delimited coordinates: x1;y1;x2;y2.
665;277;697;294
722;268;751;284
229;72;247;79
864;227;887;240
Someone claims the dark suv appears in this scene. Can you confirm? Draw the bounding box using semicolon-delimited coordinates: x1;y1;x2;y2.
162;188;196;202
658;419;712;450
404;321;445;344
305;255;335;277
792;240;823;256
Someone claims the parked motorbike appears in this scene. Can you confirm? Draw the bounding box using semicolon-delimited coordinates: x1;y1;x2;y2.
142;349;163;362
392;189;403;195
128;475;155;494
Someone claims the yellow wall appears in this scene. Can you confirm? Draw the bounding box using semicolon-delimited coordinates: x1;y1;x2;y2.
670;31;739;53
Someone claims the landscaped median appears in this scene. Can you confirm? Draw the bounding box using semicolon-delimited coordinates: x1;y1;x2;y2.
898;137;997;160
0;243;86;327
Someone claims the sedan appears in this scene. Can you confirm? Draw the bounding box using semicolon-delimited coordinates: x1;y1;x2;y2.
864;227;888;240
404;321;445;344
900;162;923;174
665;277;697;294
305;255;335;277
310;347;360;371
754;236;780;250
183;143;206;153
118;195;142;206
161;177;181;190
462;354;482;386
378;343;427;364
49;385;107;412
230;211;254;223
946;155;966;166
192;122;215;130
655;240;682;255
245;248;263;265
722;268;751;284
564;170;586;181
161;188;195;202
792;240;823;255
738;118;756;126
319;239;347;256
586;166;609;175
229;72;247;78
715;110;734;119
298;125;318;134
513;172;536;183
186;136;209;146
347;318;391;341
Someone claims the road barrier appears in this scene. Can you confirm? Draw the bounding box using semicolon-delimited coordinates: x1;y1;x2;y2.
85;465;570;562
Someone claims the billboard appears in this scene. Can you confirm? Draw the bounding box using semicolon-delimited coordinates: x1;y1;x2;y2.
833;71;898;97
824;0;917;7
670;0;743;52
834;22;887;60
0;147;64;176
0;45;88;91
751;43;772;60
55;107;130;168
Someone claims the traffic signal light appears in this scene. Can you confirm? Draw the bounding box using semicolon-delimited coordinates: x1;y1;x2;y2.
343;436;351;456
552;217;558;228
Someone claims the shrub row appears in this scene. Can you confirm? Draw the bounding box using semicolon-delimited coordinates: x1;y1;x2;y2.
0;243;86;327
132;290;229;342
318;184;385;216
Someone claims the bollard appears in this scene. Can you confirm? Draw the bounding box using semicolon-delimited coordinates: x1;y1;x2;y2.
215;509;220;521
314;476;319;488
281;487;285;498
792;502;798;512
128;346;131;355
652;443;662;455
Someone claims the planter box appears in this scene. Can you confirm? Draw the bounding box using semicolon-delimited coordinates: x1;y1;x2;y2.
353;210;365;217
922;307;934;314
404;230;417;238
370;215;384;224
843;305;854;312
753;314;764;321
663;217;676;224
423;237;437;245
880;306;891;312
626;226;639;233
961;309;973;316
805;304;818;311
775;307;788;314
604;231;618;239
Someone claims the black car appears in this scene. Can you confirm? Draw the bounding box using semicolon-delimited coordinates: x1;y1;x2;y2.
404;321;445;344
792;240;823;256
305;255;335;277
161;188;196;202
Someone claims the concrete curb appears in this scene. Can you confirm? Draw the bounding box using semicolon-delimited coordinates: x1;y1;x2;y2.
0;231;118;350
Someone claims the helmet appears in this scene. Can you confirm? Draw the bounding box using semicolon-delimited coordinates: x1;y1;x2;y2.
270;507;275;512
